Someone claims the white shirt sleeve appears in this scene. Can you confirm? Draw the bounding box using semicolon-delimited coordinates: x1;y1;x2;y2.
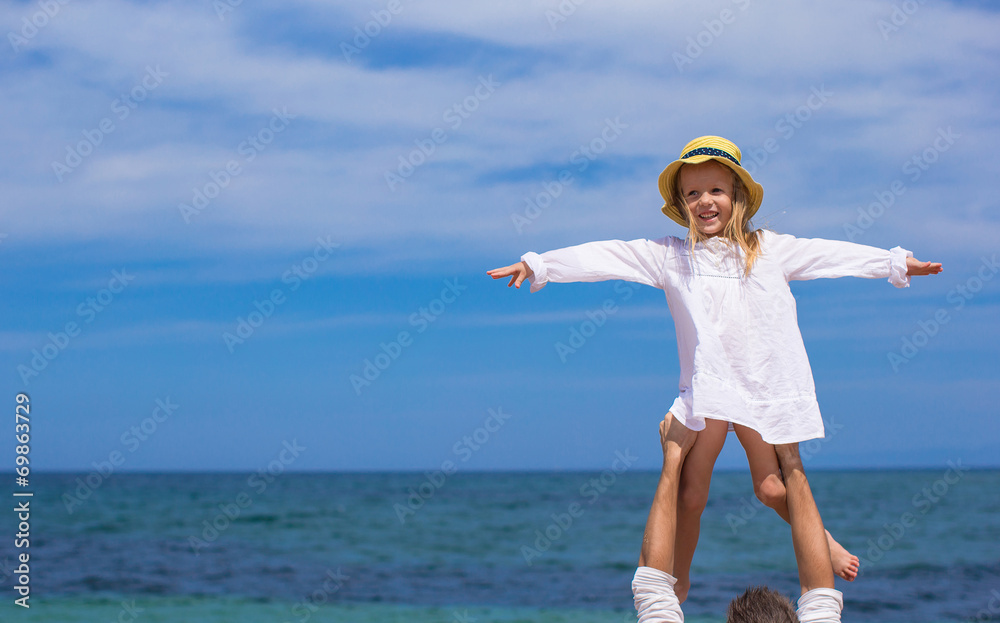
796;587;844;623
521;238;668;293
632;566;684;623
766;231;913;288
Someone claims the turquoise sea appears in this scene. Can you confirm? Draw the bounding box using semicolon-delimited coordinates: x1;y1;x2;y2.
2;469;997;622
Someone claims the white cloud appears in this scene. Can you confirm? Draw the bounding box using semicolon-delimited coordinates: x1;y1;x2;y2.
1;0;997;275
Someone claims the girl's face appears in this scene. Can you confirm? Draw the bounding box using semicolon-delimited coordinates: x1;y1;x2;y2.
679;161;734;237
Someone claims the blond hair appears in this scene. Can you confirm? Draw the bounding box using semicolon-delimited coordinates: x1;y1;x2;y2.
673;165;762;276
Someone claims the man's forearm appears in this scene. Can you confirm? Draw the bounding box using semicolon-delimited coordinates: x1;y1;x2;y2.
776;443;835;594
638;446;686;573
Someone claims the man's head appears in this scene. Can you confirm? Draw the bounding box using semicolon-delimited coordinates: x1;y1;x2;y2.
727;585;797;623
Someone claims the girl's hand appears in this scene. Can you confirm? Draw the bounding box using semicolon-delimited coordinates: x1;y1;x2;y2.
487;261;533;289
906;257;943;276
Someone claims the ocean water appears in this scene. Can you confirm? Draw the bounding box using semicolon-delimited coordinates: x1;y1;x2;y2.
1;469;997;622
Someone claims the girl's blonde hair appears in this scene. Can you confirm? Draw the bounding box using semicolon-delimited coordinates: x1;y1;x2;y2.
673;165;762;276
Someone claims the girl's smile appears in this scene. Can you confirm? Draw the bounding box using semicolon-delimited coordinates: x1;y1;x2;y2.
679;161;734;237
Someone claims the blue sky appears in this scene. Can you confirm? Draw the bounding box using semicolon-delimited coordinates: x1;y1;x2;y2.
1;0;997;472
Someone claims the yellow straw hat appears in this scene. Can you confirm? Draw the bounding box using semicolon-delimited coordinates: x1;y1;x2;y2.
658;136;763;228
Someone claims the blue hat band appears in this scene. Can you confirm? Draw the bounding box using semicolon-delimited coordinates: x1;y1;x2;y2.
682;147;741;168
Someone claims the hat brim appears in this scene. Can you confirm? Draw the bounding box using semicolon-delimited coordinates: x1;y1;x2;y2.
658;155;763;228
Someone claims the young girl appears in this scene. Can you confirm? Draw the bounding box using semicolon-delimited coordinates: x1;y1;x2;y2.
488;135;942;602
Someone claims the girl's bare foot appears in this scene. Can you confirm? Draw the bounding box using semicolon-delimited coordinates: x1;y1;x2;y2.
827;530;859;581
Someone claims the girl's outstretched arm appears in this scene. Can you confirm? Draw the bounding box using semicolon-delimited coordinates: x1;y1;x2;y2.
490;238;670;293
487;261;533;289
766;232;938;288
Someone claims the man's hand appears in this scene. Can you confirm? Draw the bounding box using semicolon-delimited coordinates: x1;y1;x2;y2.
774;442;802;471
906;257;943;276
660;413;697;462
487;261;534;288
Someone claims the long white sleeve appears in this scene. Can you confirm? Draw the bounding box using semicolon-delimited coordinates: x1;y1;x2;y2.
632;567;684;623
521;238;668;293
796;587;844;622
766;232;912;288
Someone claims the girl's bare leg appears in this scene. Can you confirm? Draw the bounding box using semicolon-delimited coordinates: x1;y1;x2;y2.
733;424;860;581
673;417;730;603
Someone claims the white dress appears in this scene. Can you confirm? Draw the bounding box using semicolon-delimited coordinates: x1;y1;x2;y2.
522;230;912;444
